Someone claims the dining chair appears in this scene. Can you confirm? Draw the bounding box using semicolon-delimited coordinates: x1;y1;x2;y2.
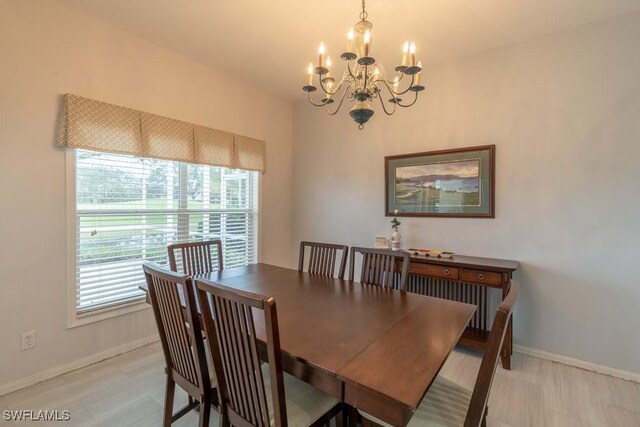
196;279;343;427
358;281;520;427
143;263;217;427
168;239;223;276
348;247;410;291
298;241;349;279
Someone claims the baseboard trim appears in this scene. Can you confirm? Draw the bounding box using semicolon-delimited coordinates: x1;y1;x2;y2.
2;338;638;396
514;344;640;384
0;334;160;397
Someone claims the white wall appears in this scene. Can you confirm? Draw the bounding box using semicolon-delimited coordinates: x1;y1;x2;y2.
293;12;640;374
0;1;292;388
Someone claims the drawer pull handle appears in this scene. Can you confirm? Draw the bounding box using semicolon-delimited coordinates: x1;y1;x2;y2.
477;273;485;280
443;269;450;276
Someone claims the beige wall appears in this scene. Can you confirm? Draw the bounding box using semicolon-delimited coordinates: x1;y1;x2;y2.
293;12;640;374
2;0;639;391
0;1;292;387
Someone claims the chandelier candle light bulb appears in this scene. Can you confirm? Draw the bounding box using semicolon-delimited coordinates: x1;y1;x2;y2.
363;29;371;56
414;61;422;85
302;0;425;129
347;28;355;53
318;42;326;67
409;42;416;66
390;76;401;103
402;41;409;66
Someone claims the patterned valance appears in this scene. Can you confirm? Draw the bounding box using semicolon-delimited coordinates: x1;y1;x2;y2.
57;94;266;172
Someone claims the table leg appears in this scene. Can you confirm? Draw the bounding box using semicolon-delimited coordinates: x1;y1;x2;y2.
348;405;358;427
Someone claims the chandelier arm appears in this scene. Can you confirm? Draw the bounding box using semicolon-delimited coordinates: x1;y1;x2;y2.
394;74;416;96
373;78;394;95
327;85;351;116
346;61;358;81
307;91;329;107
396;91;419;108
371;73;415;97
318;70;351;96
377;71;406;86
372;76;407;100
376;90;397;116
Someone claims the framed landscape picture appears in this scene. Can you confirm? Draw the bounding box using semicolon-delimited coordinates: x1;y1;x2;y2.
385;145;495;218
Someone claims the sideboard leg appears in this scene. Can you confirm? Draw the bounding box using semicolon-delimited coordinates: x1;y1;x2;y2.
500;277;513;370
501;355;511;370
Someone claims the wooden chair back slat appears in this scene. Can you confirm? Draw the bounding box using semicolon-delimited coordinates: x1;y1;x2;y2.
464;281;520;427
143;263;210;393
298;241;349;279
217;297;264;425
168;240;223;276
197;280;288;427
349;247;410;291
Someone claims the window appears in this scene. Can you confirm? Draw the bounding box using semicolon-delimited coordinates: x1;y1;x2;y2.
69;149;259;321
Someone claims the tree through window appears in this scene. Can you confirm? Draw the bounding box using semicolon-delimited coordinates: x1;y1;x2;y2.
73;150;259;314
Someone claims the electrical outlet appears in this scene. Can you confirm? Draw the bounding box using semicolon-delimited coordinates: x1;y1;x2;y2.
21;330;36;350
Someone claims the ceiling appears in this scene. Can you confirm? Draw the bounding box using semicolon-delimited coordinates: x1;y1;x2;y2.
61;0;640;101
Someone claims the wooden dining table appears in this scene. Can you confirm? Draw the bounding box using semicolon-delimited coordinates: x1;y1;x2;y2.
141;263;476;427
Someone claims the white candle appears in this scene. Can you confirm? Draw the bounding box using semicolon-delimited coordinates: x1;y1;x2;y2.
363;30;371;56
347;28;354;53
307;63;313;86
401;41;409;66
318;42;326;67
415;61;422;85
409;42;416;66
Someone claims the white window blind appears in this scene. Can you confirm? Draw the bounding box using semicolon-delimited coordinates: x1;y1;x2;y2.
73;149;259;314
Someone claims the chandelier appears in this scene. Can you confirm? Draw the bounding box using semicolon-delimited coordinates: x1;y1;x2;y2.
302;0;425;129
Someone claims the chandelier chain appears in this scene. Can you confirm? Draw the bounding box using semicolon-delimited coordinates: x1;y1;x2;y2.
360;0;368;21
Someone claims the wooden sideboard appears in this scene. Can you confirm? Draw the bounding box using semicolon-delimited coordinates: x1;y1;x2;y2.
403;254;518;369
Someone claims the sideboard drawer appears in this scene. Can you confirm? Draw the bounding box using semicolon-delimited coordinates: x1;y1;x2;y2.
410;263;460;280
460;269;502;286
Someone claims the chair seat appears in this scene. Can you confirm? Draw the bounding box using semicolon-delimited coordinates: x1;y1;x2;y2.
262;364;339;426
360;376;472;427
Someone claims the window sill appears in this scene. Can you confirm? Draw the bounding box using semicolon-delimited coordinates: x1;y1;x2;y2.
67;299;151;329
